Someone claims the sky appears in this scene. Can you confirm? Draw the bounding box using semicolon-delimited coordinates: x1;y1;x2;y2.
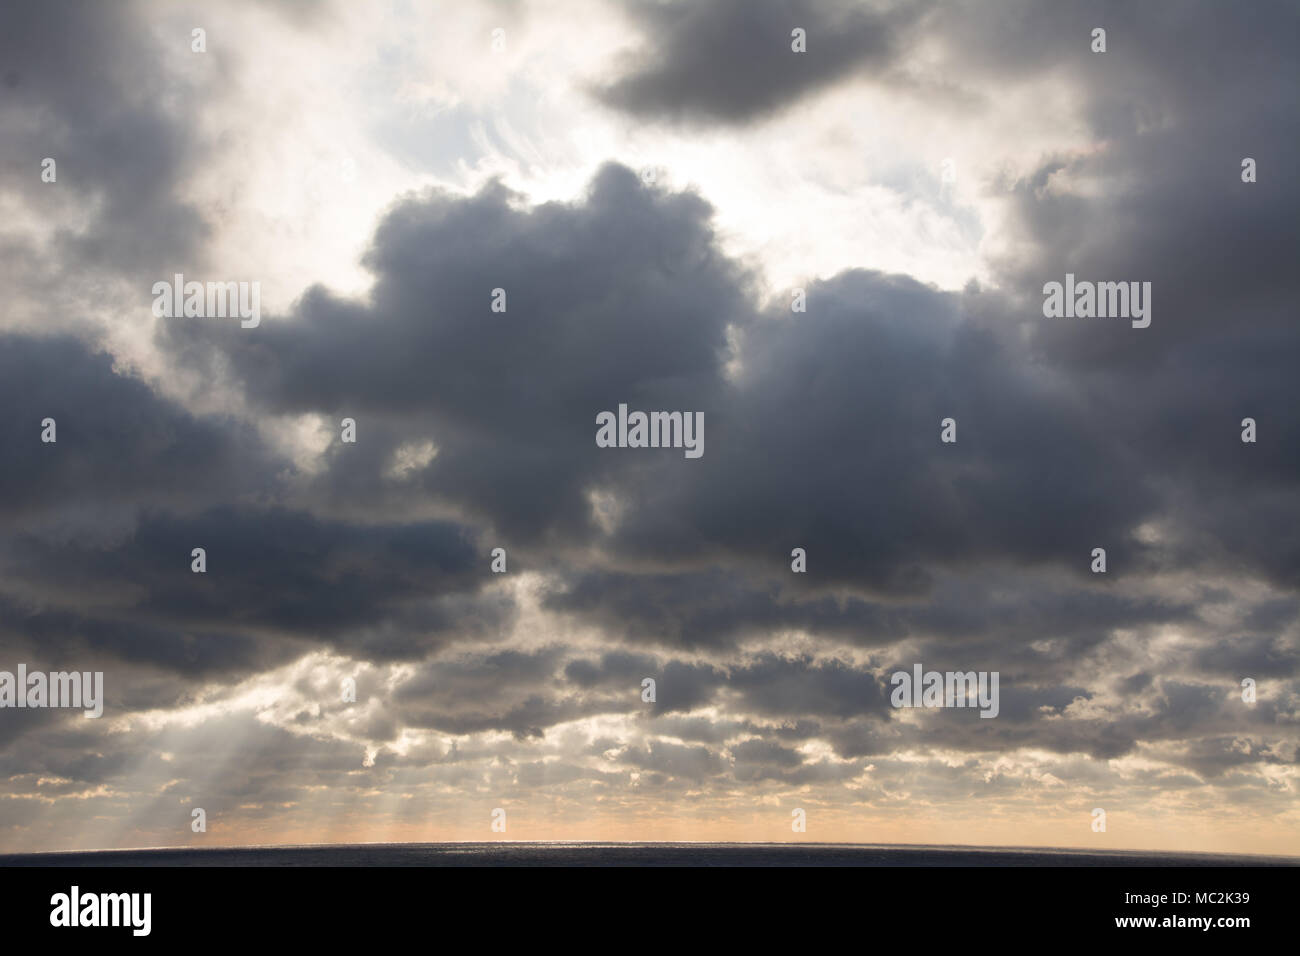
0;0;1297;855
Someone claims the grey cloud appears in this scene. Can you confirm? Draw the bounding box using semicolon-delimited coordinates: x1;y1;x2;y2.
162;164;750;544
0;0;216;278
593;0;924;125
0;335;276;527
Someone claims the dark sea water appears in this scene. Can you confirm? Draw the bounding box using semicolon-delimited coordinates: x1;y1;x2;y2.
1;842;1295;867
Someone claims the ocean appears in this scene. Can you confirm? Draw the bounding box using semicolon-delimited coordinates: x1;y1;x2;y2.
1;842;1294;867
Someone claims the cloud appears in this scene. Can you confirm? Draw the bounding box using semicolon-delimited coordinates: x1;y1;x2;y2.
592;0;923;125
1;0;1297;854
0;335;272;527
0;0;215;279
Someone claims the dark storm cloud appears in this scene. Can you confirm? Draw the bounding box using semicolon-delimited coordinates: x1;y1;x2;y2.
0;719;138;788
564;652;723;713
967;2;1300;590
392;648;616;738
161;164;751;543
0;335;273;525
1172;736;1299;780
546;564;1198;657
551;644;1292;769
545;569;893;650
0;332;298;727
6;505;504;662
593;0;923;125
727;739;858;786
163;144;1293;660
570;0;1300;633
388;648;726;738
595;272;1158;591
624;739;726;782
0;706;74;751
0;334;511;725
864;673;1296;766
732;737;805;765
728;654;892;720
913;1;1300;390
0;593;290;682
0;0;216;275
930;0;1300;142
160;161;1181;612
1190;635;1300;681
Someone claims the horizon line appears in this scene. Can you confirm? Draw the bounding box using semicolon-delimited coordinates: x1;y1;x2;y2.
4;839;1297;861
